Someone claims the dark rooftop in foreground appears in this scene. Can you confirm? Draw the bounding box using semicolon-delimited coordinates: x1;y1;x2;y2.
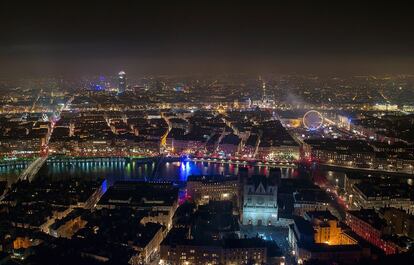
98;181;179;207
347;209;387;231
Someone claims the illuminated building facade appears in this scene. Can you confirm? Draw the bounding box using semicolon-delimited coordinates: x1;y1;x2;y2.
255;120;300;161
304;211;357;245
289;213;362;265
186;175;239;206
242;175;278;226
170;137;206;154
306;139;375;166
160;235;283;265
13;237;32;250
218;133;242;157
140;209;176;230
350;181;414;212
346;209;399;255
49;212;87;239
293;189;331;217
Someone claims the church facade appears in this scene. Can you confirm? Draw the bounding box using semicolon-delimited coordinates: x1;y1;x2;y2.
242;175;278;226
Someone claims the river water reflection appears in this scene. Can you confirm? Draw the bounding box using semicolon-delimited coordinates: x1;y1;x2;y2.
4;158;408;189
36;159;297;183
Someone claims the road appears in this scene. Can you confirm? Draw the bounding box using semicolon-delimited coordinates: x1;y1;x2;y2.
18;156;48;182
320;163;414;176
189;157;297;168
17;95;73;183
84;180;108;209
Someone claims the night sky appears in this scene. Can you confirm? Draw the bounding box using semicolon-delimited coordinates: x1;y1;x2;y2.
1;1;413;77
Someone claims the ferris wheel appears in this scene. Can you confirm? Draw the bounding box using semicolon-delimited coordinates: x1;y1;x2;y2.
303;110;324;130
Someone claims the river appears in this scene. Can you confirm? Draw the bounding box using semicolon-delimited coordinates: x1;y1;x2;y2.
1;157;297;183
4;157;402;190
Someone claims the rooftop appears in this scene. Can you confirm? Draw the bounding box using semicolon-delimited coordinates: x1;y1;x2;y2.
98;181;178;207
347;209;387;231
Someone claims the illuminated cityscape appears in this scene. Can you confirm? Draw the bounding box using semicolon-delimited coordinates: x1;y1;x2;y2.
1;1;414;265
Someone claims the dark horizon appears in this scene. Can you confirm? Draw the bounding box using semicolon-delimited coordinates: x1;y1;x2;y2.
1;1;414;77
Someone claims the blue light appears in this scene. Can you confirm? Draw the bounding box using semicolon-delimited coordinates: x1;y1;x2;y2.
92;84;103;91
178;161;201;182
173;86;184;92
101;179;108;193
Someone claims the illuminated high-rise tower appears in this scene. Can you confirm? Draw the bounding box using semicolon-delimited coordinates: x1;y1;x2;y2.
118;71;127;93
259;75;267;102
262;80;266;101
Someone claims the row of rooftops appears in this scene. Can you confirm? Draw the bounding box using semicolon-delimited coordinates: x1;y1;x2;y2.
1;202;59;228
49;208;86;231
347;209;387;230
306;139;374;153
3;178;102;206
258;120;299;147
167;119;297;148
75;207;164;248
187;174;239;183
0;118;50;140
306;139;414;161
347;208;414;249
162;228;280;252
162;198;283;258
98;181;179;208
51;112;168;143
354;180;413;200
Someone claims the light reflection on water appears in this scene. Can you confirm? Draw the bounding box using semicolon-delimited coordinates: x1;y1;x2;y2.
7;158;408;188
0;167;25;184
31;159;297;183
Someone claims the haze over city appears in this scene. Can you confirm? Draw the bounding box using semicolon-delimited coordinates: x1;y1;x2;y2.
1;1;414;77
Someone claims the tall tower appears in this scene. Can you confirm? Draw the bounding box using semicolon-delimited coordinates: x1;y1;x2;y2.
259;75;267;102
118;71;127;93
262;80;266;101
